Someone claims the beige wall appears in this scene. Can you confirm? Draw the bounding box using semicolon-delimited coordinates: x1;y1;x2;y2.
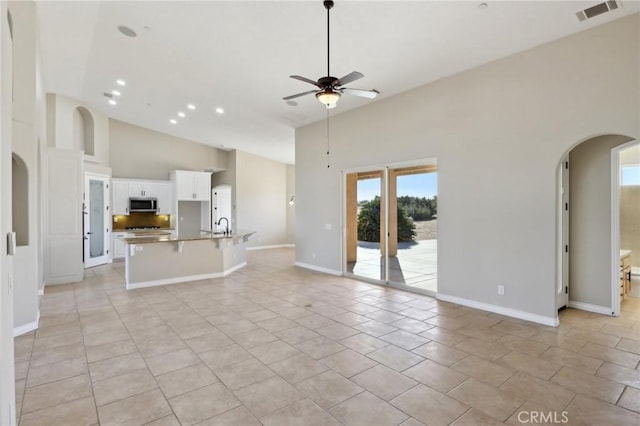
46;93;109;166
569;135;633;308
286;164;295;244
295;14;639;323
620;144;639;267
621;186;640;267
235;150;289;247
109;119;228;180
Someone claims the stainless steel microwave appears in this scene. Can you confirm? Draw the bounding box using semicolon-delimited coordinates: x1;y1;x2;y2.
129;197;158;213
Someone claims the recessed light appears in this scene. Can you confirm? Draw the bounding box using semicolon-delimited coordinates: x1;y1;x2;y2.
108;99;117;105
112;90;121;96
170;119;177;124
215;107;224;115
187;104;196;110
117;25;137;38
177;112;185;118
116;79;126;86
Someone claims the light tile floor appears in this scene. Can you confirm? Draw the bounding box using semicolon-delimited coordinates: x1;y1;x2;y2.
14;248;640;425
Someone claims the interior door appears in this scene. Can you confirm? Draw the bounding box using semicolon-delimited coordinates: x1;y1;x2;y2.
84;173;110;268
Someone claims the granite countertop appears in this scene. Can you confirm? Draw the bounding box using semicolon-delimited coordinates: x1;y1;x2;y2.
123;230;254;244
620;249;632;259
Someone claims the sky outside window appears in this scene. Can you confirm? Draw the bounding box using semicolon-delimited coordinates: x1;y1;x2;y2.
357;173;437;202
622;165;640;186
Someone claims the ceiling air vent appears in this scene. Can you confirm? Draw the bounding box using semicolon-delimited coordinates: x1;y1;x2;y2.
576;0;622;21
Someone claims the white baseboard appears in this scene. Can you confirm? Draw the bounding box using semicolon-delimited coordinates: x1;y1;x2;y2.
45;274;83;285
437;293;559;327
247;244;295;251
294;261;342;276
126;262;247;290
568;300;615;316
14;311;40;337
224;262;247;276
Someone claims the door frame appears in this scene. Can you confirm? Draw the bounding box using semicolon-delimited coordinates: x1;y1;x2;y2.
610;140;639;316
556;156;569;310
83;172;110;268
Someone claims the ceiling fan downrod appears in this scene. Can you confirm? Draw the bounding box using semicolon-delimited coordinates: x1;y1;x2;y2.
325;0;334;78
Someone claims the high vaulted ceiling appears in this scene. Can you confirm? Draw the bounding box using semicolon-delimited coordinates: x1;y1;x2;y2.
35;1;639;164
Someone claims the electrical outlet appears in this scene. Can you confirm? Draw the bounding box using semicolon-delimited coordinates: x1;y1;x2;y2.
498;285;505;295
312;252;316;259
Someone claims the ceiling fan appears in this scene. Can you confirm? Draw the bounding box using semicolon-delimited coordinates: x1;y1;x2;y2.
283;0;379;109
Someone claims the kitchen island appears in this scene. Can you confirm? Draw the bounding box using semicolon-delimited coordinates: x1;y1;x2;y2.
123;230;254;289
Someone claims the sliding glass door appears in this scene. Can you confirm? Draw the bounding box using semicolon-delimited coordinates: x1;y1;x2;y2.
345;161;438;294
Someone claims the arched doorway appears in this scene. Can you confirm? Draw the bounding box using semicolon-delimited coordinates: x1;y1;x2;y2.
556;134;636;318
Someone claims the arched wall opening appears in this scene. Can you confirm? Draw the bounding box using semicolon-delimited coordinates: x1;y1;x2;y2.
12;153;28;246
556;133;635;318
73;106;95;156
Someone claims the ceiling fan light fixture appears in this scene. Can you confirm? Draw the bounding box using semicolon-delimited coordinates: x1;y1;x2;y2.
316;88;340;106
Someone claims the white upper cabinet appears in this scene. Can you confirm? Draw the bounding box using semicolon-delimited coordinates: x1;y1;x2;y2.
128;182;163;198
155;183;173;215
171;170;212;201
112;180;130;215
112;178;173;215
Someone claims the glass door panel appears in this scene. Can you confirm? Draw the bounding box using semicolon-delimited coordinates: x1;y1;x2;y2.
389;166;438;293
84;174;110;268
345;170;385;282
89;179;105;257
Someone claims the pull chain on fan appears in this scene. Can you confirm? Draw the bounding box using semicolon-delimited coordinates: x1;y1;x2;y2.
283;0;379;109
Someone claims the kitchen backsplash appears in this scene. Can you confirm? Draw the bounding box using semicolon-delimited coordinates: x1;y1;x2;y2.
113;213;171;230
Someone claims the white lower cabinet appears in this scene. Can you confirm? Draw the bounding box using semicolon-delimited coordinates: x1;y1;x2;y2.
112;232;128;260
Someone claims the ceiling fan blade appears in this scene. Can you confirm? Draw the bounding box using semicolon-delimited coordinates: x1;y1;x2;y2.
290;75;320;87
341;87;380;99
336;71;364;86
282;90;318;101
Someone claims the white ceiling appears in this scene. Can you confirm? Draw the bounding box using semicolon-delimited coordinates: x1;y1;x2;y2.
35;1;639;164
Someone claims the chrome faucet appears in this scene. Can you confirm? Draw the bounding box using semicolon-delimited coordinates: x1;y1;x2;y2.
217;217;230;235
